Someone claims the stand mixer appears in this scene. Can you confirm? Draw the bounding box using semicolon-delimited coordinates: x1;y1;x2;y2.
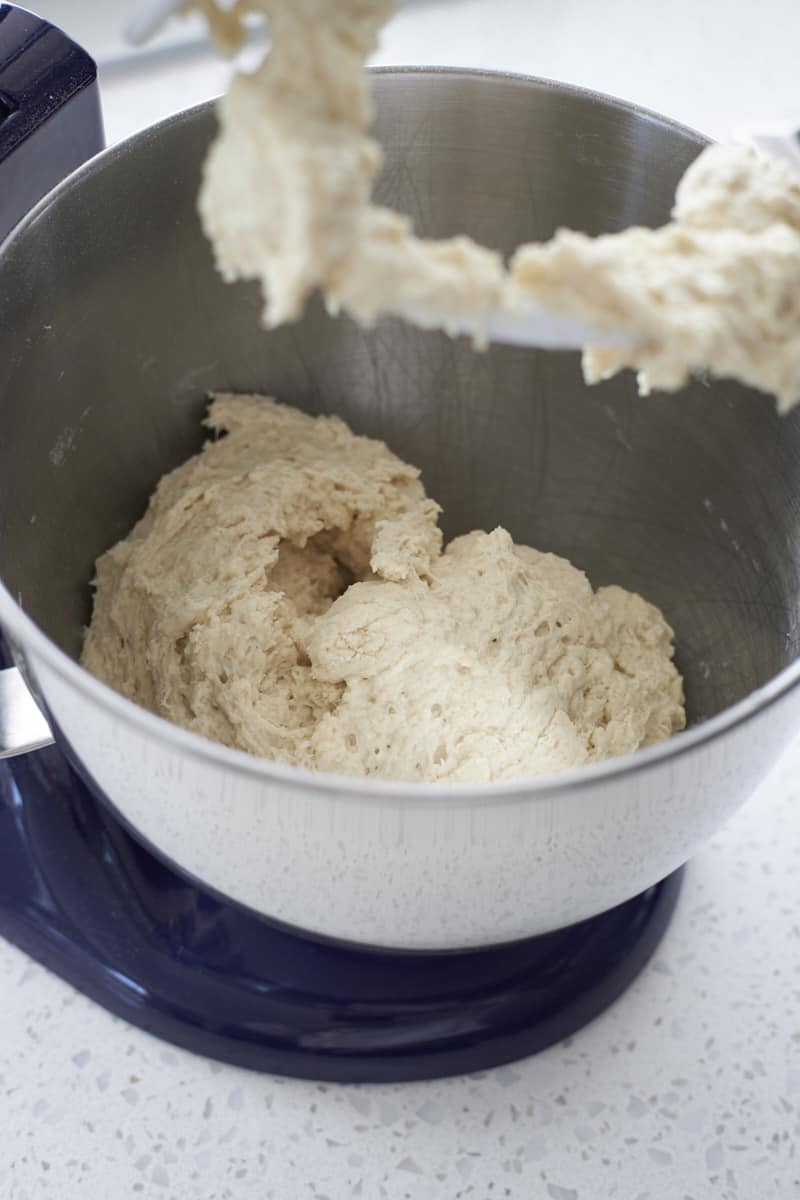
2;5;799;1082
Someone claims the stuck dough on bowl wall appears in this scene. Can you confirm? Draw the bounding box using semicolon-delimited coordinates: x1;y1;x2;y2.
188;0;800;410
81;395;685;783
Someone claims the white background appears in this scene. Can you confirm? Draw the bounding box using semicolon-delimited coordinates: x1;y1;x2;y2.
28;0;800;145
3;3;800;1198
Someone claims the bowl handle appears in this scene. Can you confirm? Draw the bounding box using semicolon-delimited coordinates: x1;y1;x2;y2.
0;4;105;242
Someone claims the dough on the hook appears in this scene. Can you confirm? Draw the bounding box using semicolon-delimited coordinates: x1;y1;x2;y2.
192;0;800;409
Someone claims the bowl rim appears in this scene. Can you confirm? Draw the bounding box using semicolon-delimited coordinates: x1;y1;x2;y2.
2;65;789;805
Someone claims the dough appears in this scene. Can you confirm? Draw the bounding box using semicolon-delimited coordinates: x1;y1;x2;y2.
511;144;800;412
195;0;504;332
82;395;685;783
188;1;800;409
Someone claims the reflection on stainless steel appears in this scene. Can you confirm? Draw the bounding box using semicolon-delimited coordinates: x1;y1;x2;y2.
1;71;799;948
0;667;54;758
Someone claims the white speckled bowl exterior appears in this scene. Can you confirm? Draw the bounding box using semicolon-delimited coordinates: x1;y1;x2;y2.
3;72;800;949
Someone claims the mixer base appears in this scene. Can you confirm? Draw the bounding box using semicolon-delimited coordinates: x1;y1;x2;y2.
0;743;683;1083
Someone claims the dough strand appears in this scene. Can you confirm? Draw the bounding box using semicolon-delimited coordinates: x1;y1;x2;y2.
192;0;800;409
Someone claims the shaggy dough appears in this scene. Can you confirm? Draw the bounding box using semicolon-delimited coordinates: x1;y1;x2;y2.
82;395;685;783
189;1;800;408
195;0;504;332
511;144;800;412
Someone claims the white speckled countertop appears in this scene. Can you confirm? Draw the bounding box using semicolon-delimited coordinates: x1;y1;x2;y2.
2;754;799;1199
3;2;800;1197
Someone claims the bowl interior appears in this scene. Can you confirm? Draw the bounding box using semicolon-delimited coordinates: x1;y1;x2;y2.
2;70;800;728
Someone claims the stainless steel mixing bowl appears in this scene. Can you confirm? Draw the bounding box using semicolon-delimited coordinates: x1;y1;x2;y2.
2;68;799;949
